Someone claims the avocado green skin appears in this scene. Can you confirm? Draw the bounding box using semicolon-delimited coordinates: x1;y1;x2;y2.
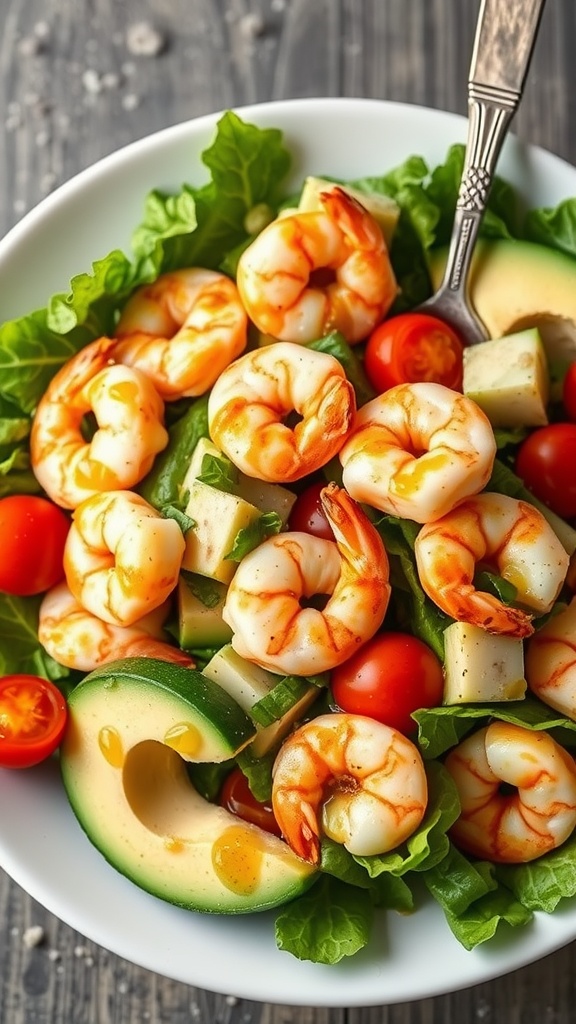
61;657;317;914
69;657;254;753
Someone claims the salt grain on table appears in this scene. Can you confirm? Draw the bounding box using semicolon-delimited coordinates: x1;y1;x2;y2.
126;22;166;57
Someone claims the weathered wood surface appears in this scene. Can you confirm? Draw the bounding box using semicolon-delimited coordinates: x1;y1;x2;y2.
2;0;576;1020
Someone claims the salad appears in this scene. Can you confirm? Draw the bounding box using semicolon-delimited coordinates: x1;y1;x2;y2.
2;110;576;968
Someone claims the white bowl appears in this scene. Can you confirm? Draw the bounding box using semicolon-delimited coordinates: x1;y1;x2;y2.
2;97;576;1008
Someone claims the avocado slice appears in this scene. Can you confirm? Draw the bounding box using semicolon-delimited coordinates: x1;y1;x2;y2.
428;239;576;367
60;658;316;914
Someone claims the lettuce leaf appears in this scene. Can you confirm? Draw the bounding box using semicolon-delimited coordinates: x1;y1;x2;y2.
0;593;71;683
132;111;291;278
274;875;373;964
423;845;532;949
415;697;576;761
496;831;576;913
524;197;576;259
375;514;451;660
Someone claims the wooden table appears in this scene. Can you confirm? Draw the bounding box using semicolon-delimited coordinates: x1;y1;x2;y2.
2;1;576;1020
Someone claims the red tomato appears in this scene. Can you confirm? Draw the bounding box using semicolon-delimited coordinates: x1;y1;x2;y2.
0;675;68;769
563;363;576;422
219;768;282;837
287;481;334;540
364;313;464;393
331;632;444;735
515;423;576;519
0;495;70;596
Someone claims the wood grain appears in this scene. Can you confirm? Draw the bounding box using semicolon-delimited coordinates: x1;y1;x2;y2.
2;0;576;1021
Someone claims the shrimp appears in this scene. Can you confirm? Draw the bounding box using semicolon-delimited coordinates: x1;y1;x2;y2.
444;722;576;863
236;187;398;345
208;342;355;483
38;582;194;672
63;490;185;627
222;483;391;675
339;382;497;523
271;712;428;864
112;268;248;400
414;492;569;638
525;598;576;720
30;337;168;509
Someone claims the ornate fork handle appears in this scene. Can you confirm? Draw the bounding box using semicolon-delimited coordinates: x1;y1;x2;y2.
439;0;547;300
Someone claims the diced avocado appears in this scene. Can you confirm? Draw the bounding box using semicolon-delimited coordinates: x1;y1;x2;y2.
203;645;319;757
443;621;527;704
181;436;222;495
182;480;261;584
298;176;400;247
463;328;550;428
233;475;296;526
203;644;278;710
60;657;316;914
428;239;576;368
182;436;296;526
177;575;233;649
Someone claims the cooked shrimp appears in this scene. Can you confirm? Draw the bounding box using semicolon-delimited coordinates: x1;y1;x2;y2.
236;187;398;345
444;722;576;863
30;337;168;509
222;483;390;675
208;342;355;483
339;382;497;523
39;582;194;672
271;712;427;864
63;490;185;627
113;268;248;400
525;598;576;720
414;492;569;638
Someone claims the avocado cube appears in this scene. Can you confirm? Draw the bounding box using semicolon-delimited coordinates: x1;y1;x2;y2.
182;480;261;584
180;436;222;499
203;645;278;709
463;328;549;427
202;645;319;757
443;621;526;704
298;176;400;247
182;436;296;526
177;576;233;649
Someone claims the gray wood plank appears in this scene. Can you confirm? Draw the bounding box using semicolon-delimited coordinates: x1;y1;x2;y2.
2;1;576;1022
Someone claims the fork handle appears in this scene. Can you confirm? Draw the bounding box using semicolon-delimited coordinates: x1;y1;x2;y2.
439;0;547;299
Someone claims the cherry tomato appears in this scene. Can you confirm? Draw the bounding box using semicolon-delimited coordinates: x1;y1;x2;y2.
0;495;70;596
364;313;464;393
287;481;334;540
0;675;68;769
219;768;282;837
563;363;576;422
331;632;444;735
515;423;576;519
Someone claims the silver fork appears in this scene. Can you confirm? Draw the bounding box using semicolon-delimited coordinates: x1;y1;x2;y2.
416;0;547;345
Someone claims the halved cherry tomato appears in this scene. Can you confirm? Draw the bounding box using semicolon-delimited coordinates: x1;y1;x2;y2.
0;495;70;596
515;423;576;519
364;313;464;393
287;481;334;540
218;767;282;837
563;363;576;422
0;675;68;769
331;632;444;735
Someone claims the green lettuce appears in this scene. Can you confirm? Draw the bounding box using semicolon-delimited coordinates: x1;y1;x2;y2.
415;697;576;761
423;845;532;949
275;875;373;964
